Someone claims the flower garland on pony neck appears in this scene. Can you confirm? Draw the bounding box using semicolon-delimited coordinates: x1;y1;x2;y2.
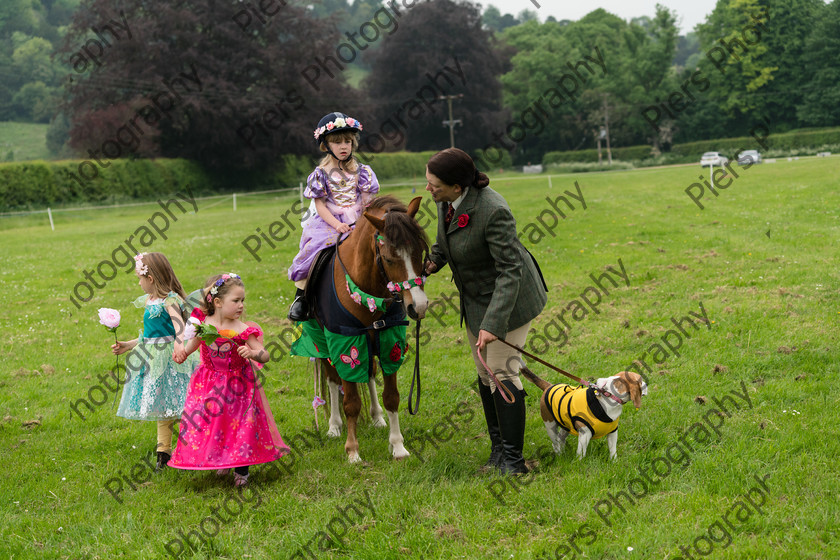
373;235;427;295
386;277;425;294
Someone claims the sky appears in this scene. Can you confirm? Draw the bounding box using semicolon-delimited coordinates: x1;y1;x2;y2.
476;0;719;33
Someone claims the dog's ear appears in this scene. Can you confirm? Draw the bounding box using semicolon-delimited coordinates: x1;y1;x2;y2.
612;377;628;401
621;371;643;409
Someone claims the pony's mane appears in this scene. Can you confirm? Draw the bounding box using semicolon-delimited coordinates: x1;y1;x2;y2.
369;195;429;257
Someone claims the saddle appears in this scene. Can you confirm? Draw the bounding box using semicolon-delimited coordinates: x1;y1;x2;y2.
292;246;409;383
302;245;337;320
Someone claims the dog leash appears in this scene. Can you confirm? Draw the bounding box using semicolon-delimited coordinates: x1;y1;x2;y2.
494;338;625;405
476;349;516;404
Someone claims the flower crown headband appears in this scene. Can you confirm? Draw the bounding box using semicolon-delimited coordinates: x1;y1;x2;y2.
134;253;149;276
206;273;242;302
313;116;362;141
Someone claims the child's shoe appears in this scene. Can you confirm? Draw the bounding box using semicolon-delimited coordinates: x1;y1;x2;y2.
288;288;309;321
156;451;171;471
234;472;249;487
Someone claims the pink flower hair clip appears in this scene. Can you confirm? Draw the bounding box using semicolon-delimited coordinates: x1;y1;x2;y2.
134;253;149;276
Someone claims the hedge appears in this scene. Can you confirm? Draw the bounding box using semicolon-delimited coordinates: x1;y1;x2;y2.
542;127;840;165
0;158;225;211
356;150;436;182
0;152;438;211
668;127;840;158
473;147;513;171
543;144;653;165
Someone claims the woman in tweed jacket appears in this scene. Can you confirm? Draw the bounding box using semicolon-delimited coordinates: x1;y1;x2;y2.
424;148;547;474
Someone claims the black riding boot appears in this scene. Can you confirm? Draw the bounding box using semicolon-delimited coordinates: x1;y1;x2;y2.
288;288;309;322
493;380;528;475
478;379;503;472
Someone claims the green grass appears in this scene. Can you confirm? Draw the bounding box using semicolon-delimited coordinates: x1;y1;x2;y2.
1;158;838;559
0;121;51;162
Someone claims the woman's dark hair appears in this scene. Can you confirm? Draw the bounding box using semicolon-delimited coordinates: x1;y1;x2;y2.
427;148;490;190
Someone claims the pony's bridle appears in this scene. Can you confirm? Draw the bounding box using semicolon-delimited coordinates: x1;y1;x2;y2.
373;233;427;306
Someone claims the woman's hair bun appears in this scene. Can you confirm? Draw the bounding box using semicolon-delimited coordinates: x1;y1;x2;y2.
427;148;491;190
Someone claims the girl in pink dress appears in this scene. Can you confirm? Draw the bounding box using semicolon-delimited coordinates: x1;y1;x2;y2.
169;273;289;487
287;111;380;321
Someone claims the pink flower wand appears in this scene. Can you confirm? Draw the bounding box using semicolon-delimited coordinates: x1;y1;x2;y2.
98;308;122;409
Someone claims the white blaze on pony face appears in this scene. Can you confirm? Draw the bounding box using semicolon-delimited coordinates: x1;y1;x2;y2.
400;248;428;319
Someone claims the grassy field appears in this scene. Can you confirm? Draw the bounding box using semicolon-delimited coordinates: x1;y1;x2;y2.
1;158;838;559
0;122;51;162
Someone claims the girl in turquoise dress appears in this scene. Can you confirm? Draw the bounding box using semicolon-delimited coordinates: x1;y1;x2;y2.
112;252;198;469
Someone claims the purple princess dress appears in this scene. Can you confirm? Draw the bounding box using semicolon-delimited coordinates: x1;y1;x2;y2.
288;165;379;281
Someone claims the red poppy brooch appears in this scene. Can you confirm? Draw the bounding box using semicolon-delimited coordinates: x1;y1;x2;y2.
457;214;469;228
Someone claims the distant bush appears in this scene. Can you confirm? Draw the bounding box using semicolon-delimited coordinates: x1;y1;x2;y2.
542;128;840;166
631;153;697;167
762;144;840;158
546;161;634;173
473;147;513;171
669;128;840;159
0;152;448;210
0;159;222;211
356;150;436;181
543;145;652;165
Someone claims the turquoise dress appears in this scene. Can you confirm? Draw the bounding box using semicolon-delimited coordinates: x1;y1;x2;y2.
116;292;198;420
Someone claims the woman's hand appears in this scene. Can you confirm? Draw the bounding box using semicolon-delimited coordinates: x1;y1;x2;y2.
475;329;498;351
424;259;438;275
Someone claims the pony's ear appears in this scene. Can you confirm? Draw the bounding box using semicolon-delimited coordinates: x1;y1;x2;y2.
407;196;422;218
363;212;386;232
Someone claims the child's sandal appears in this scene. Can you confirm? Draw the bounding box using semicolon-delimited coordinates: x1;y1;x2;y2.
233;472;249;487
216;468;230;477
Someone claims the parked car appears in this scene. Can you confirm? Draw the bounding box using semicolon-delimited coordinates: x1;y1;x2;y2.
737;150;762;164
700;152;729;167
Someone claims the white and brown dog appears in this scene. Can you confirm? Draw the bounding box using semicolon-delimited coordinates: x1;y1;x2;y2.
521;368;648;459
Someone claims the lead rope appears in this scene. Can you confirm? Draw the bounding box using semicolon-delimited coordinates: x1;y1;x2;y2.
494;338;624;405
407;319;421;414
476;348;516;403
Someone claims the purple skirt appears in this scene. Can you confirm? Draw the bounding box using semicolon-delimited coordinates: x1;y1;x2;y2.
288;203;361;281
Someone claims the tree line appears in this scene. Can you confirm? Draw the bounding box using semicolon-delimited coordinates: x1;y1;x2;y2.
2;0;838;168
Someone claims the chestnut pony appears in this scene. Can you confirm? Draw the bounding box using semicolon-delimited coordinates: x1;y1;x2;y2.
314;195;429;463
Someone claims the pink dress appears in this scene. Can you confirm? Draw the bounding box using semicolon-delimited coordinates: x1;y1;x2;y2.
168;313;289;470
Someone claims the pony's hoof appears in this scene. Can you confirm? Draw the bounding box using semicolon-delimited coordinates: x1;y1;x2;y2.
348;452;362;464
390;445;410;460
327;426;342;438
371;416;387;428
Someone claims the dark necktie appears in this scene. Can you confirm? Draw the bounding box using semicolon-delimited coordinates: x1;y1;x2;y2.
445;202;455;226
